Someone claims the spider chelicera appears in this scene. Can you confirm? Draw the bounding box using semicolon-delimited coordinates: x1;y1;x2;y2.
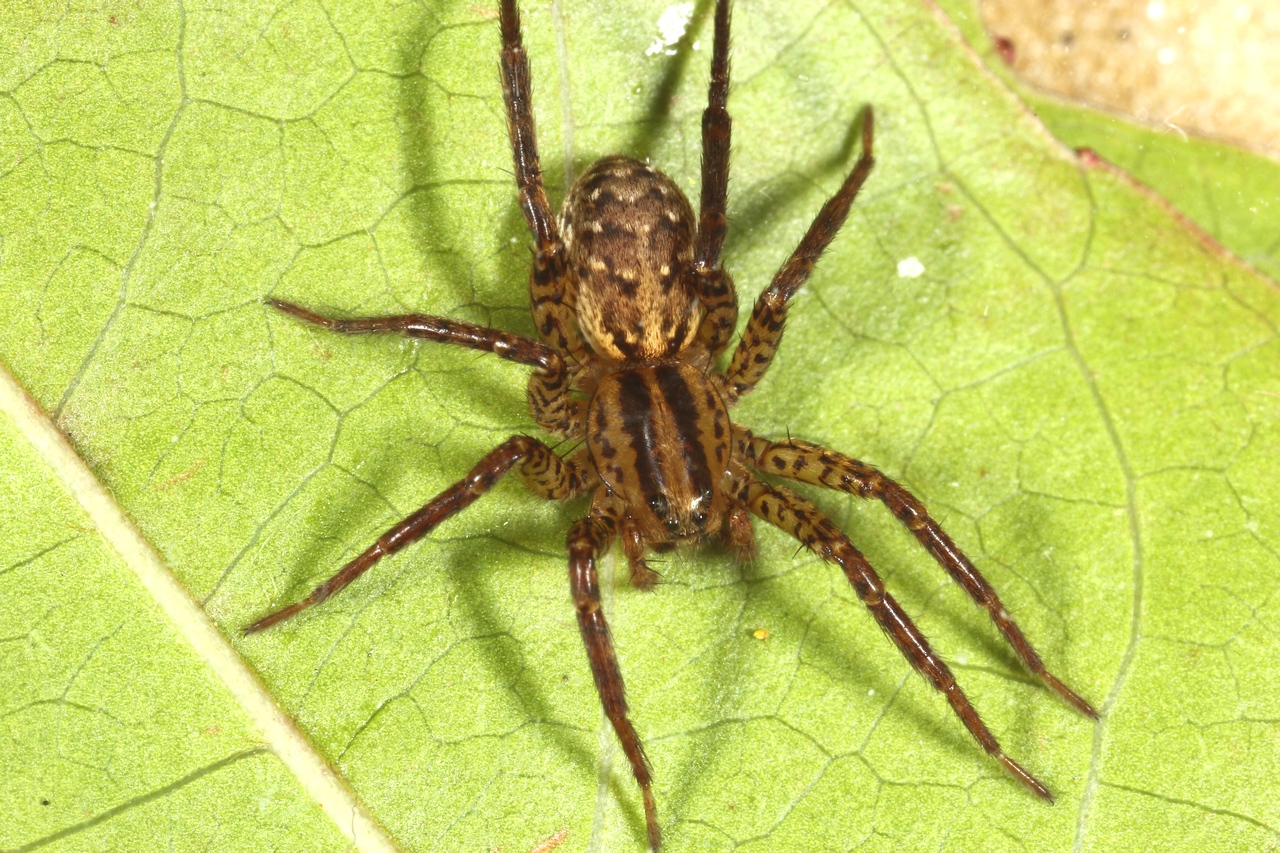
246;0;1098;848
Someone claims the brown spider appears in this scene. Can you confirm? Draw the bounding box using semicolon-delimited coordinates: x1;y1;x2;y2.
246;0;1099;848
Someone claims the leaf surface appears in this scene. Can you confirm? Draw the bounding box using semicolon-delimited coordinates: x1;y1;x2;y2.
2;1;1278;851
936;0;1280;282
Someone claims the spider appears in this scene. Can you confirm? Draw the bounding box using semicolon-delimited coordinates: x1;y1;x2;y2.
246;0;1099;848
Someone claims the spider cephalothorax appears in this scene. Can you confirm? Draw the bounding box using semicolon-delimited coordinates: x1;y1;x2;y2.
588;362;730;545
247;1;1098;849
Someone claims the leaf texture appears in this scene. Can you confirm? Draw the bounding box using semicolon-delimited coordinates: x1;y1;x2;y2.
2;1;1278;851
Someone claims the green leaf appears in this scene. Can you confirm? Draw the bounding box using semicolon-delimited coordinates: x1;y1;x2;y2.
0;377;354;852
3;1;1278;851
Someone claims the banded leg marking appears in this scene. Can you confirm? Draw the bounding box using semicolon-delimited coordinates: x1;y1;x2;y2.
744;433;1098;719
692;0;739;357
268;299;558;369
245;436;590;634
267;300;584;438
722;107;875;403
567;508;660;850
498;0;589;365
744;475;1054;801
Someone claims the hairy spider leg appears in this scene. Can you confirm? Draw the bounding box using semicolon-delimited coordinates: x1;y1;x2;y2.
743;433;1099;719
498;0;589;370
267;299;557;369
265;300;583;437
244;436;593;634
567;498;660;852
692;0;739;357
741;475;1054;801
720;106;876;403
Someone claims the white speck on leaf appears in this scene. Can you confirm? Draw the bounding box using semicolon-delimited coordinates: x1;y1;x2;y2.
646;3;694;56
897;256;925;278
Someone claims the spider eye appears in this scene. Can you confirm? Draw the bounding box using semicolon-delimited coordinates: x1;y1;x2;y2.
648;495;669;518
691;490;713;527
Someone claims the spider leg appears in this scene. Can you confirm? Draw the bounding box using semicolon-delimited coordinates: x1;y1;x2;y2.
742;432;1098;719
268;299;584;438
723;502;757;560
743;473;1054;801
567;499;660;850
498;0;589;365
619;514;660;590
268;299;558;368
692;0;738;357
244;437;593;634
718;106;875;403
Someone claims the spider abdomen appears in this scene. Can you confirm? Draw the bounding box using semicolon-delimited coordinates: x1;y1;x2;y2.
587;362;730;543
561;156;702;362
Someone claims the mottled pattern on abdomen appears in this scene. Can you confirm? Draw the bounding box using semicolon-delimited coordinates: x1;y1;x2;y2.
561;156;702;361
